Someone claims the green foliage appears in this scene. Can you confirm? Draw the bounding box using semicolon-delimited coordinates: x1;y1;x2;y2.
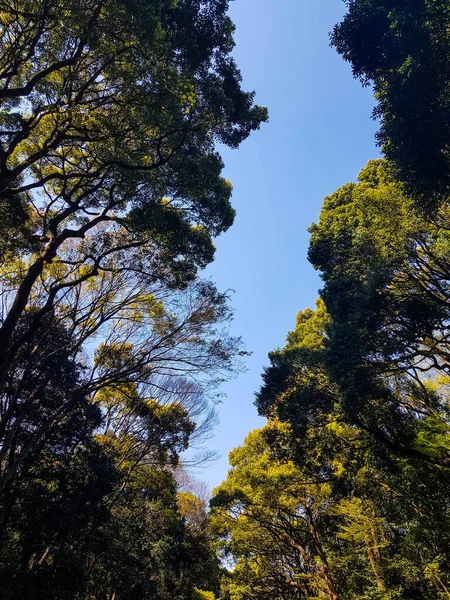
192;589;218;600
332;0;450;207
308;159;450;463
0;0;267;391
0;316;221;599
250;294;450;599
0;3;257;594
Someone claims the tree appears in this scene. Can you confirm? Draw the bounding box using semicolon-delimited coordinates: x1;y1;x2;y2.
211;424;344;600
0;4;267;593
0;274;242;494
0;0;267;387
177;491;221;598
0;268;242;599
0;313;223;599
308;159;450;464
0;330;118;599
0;0;264;515
331;0;450;207
253;297;450;599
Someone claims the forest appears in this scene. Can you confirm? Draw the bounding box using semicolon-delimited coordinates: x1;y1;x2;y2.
0;1;449;599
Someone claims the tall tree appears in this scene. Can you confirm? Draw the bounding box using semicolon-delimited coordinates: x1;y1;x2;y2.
0;0;267;384
0;313;222;599
252;300;450;599
331;0;450;207
0;274;242;494
211;424;342;600
308;159;450;464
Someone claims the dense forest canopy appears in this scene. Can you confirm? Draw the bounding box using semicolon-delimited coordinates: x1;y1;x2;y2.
1;0;450;599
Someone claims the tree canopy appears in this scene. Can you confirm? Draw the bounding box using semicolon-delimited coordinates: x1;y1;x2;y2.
0;0;267;376
332;0;450;207
308;159;450;464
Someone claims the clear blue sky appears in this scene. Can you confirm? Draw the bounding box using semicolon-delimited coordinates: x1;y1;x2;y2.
201;0;379;490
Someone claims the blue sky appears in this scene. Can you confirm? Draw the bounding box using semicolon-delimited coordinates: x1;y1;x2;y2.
201;0;380;490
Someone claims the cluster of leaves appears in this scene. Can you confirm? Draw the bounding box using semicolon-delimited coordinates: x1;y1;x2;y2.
308;160;450;462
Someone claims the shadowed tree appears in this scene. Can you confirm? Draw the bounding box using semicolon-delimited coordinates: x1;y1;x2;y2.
332;0;450;207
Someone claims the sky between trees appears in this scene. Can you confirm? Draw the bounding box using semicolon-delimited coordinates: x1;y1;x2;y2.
204;0;380;490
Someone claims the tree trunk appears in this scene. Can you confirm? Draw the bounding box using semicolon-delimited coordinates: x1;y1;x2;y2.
305;506;340;600
364;532;386;593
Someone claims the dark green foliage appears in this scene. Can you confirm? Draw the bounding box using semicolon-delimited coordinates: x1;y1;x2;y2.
307;160;450;463
0;315;220;599
332;0;450;207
